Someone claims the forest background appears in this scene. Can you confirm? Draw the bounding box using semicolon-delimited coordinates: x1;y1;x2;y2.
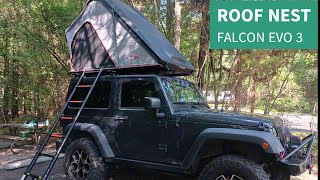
0;0;318;123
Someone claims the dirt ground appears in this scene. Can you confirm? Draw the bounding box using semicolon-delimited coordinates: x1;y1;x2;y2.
0;142;56;169
271;113;318;133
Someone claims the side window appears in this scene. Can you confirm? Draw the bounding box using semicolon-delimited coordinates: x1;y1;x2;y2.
121;80;157;108
72;81;111;108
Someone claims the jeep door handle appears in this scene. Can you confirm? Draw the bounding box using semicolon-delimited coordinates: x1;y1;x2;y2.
114;116;128;121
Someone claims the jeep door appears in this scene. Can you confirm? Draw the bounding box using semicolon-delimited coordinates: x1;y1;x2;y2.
113;77;168;162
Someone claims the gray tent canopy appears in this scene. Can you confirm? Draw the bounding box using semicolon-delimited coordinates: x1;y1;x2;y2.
65;0;195;75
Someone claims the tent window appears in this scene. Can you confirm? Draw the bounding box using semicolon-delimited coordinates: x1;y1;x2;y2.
71;81;111;109
71;22;115;70
121;80;158;108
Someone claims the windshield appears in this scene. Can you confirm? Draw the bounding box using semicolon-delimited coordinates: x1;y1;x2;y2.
161;77;206;104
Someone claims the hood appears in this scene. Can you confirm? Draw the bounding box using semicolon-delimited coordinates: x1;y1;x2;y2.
65;0;195;75
175;108;274;131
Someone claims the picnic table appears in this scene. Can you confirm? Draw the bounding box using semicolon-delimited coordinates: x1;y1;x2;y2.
0;122;49;154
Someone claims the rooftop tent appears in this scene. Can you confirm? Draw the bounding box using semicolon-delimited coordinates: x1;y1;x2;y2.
65;0;195;75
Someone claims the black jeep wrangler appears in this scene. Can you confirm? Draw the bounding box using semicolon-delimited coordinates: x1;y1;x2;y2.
52;0;315;179
57;73;315;180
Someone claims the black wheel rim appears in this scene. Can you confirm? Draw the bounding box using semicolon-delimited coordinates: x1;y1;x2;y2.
215;174;244;180
70;150;90;179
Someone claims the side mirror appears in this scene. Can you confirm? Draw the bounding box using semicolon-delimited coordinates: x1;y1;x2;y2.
144;97;161;110
144;97;165;118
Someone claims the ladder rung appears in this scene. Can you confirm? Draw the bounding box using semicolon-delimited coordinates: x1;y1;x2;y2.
60;116;74;120
67;107;81;110
26;173;43;179
77;85;92;88
84;70;100;74
40;153;55;159
69;100;83;104
50;133;63;138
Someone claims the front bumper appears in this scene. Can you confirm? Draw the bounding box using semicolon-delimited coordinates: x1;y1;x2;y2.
280;133;316;176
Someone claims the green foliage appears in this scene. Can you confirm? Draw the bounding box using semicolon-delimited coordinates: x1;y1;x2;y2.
0;0;85;122
0;0;317;124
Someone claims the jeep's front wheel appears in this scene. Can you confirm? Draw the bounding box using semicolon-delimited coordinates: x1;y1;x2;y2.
199;155;269;180
64;138;107;179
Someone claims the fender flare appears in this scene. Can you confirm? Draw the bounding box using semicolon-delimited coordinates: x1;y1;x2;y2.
65;123;115;158
181;128;284;169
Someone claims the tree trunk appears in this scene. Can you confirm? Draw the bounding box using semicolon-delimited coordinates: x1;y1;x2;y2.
10;31;19;121
23;95;28;117
218;50;223;81
11;56;19;121
205;63;210;98
2;22;10;123
234;77;243;111
263;79;272;115
312;100;318;115
166;0;174;42
197;4;209;90
246;77;251;111
211;49;223;109
209;49;219;110
233;51;243;111
36;85;41;119
153;0;161;29
174;0;182;50
250;72;258;113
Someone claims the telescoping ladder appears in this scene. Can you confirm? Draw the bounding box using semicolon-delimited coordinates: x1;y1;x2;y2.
21;69;103;180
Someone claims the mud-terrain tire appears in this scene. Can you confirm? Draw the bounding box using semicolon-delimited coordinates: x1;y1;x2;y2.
64;138;107;180
269;165;290;180
199;155;269;180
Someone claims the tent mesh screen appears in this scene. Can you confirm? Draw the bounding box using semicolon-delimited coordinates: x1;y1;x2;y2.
71;22;115;71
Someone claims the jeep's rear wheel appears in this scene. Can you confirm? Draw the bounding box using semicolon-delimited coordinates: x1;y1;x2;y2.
199;155;269;180
64;138;107;180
